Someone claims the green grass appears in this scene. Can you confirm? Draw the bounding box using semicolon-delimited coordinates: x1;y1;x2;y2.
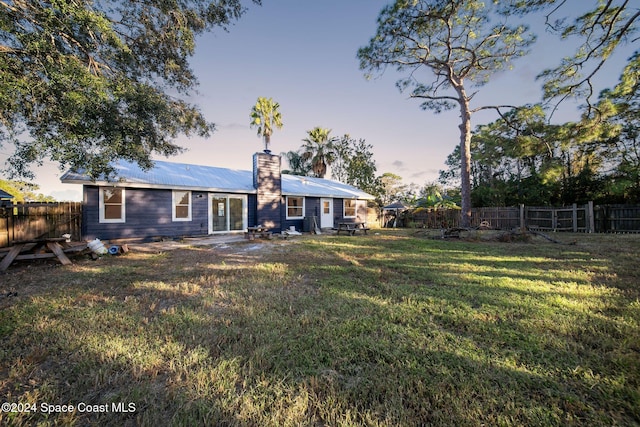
1;231;639;426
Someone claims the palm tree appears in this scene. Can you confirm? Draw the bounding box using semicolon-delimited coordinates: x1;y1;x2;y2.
249;97;283;153
301;127;337;178
281;150;312;176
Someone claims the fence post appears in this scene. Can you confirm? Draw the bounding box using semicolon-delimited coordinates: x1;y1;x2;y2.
572;203;578;232
520;204;525;231
587;201;594;233
0;208;8;247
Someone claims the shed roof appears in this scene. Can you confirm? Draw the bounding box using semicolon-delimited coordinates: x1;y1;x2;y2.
383;201;411;210
0;189;15;199
61;159;374;200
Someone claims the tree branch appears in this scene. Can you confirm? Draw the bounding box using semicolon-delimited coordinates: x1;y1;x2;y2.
543;1;639;116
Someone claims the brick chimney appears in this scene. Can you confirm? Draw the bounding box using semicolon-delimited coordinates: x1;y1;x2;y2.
253;152;282;231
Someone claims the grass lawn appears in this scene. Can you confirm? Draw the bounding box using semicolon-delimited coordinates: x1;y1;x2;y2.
0;230;639;426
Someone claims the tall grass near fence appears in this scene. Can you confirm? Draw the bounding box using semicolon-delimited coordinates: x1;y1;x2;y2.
1;232;639;426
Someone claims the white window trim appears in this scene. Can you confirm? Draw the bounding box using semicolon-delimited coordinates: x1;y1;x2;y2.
286;196;305;220
343;199;357;219
172;190;192;222
99;187;126;223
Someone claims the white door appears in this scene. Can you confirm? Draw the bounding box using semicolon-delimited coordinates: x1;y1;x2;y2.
320;198;333;228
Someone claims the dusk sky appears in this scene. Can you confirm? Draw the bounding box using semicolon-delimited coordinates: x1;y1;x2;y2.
2;1;634;201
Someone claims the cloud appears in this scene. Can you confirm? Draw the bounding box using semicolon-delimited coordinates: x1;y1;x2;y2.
391;160;407;170
410;168;439;179
410;170;429;179
220;123;248;130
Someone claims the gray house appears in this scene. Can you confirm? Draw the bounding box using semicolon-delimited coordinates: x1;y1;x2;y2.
0;189;15;207
61;152;374;241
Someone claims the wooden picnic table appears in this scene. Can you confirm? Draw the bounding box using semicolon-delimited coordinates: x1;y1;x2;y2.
336;222;370;236
245;226;272;240
0;238;74;271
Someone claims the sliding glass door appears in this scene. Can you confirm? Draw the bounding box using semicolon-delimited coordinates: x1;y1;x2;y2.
209;194;247;233
229;197;244;231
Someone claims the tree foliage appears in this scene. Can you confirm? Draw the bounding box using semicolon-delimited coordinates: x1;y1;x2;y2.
331;135;380;197
591;52;640;201
249;96;283;152
499;0;639;114
284;132;380;199
378;172;408;207
0;0;260;179
281;149;312;176
359;0;535;226
301;127;338;179
364;1;638;210
439;54;640;205
416;182;459;209
0;179;55;202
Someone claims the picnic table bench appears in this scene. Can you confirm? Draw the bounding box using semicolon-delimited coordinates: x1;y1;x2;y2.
335;222;370;236
0;238;85;271
245;226;273;240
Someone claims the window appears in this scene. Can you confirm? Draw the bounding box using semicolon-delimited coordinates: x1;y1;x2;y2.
99;188;125;223
286;196;305;219
343;199;356;218
172;190;192;221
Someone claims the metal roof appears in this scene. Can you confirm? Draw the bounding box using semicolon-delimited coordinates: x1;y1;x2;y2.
282;174;374;199
383;201;411;210
61;160;256;194
61;159;374;199
0;189;15;199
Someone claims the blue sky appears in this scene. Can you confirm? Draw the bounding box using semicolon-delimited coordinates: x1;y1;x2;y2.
2;0;634;201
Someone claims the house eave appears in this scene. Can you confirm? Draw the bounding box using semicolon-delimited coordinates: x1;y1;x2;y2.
61;179;257;195
282;191;375;200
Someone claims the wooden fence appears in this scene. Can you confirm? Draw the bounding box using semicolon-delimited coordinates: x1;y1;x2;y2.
593;204;640;233
399;202;640;233
0;202;82;247
1;202;638;247
404;206;527;230
525;203;593;232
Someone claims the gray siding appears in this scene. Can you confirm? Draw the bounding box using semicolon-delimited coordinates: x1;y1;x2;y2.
281;197;321;232
334;199;368;224
83;186;209;240
280;198;368;231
